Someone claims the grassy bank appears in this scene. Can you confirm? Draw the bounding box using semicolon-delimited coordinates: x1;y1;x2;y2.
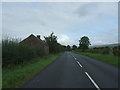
74;52;119;67
3;53;63;88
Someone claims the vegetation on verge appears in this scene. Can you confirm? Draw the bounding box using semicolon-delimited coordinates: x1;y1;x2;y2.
74;51;119;67
2;34;119;88
3;53;62;88
2;34;65;88
44;32;67;53
72;36;119;67
2;38;45;67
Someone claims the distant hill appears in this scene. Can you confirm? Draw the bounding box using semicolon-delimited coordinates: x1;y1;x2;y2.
90;43;120;48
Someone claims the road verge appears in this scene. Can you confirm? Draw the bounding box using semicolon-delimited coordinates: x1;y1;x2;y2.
73;51;119;67
3;53;63;88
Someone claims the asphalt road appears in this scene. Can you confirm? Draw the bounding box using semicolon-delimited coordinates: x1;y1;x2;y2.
21;52;119;89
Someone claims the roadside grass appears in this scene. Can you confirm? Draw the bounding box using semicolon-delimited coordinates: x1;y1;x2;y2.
74;51;119;67
2;53;63;88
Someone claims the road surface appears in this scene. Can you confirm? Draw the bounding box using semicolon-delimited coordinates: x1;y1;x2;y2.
21;52;119;89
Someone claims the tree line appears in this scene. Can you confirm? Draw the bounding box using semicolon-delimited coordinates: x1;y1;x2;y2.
45;32;120;56
2;32;119;67
44;32;91;53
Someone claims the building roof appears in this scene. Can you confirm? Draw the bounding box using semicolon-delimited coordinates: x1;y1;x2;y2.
20;34;49;47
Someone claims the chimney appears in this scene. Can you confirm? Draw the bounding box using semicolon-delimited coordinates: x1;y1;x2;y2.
37;35;40;39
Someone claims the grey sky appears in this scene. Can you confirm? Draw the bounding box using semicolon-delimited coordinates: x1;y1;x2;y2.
2;2;118;46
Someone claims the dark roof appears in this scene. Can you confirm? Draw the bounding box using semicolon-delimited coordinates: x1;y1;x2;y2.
20;34;49;47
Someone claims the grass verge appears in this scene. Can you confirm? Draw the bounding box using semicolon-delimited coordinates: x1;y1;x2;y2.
2;53;63;88
74;51;119;67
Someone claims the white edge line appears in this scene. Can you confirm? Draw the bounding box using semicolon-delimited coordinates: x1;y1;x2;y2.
77;61;83;67
85;72;101;90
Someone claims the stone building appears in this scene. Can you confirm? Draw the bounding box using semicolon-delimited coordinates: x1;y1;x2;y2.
20;34;49;54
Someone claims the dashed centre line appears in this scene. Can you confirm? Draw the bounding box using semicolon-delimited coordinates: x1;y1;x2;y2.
85;72;101;90
72;55;77;60
71;54;100;90
72;55;83;68
77;61;83;67
74;57;77;60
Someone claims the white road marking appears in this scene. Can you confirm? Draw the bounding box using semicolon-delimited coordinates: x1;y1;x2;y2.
77;61;83;67
72;55;77;60
74;57;77;60
85;72;101;90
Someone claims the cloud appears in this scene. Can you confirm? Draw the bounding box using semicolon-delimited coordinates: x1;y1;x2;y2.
90;32;118;45
75;3;98;17
2;2;118;46
75;2;117;20
58;34;78;46
2;2;87;39
58;35;72;46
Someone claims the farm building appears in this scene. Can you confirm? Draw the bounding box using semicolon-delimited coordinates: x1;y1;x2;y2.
20;34;49;54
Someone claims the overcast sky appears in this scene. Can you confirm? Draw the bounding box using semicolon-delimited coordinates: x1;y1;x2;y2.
2;2;118;46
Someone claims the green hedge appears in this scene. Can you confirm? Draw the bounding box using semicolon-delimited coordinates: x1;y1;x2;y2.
2;39;45;67
76;47;110;55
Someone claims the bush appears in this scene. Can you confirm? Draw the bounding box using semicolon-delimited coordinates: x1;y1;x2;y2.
2;38;45;67
101;48;110;54
34;46;45;57
112;46;120;56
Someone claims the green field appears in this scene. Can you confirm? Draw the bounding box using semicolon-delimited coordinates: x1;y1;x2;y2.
74;52;119;67
3;53;62;88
